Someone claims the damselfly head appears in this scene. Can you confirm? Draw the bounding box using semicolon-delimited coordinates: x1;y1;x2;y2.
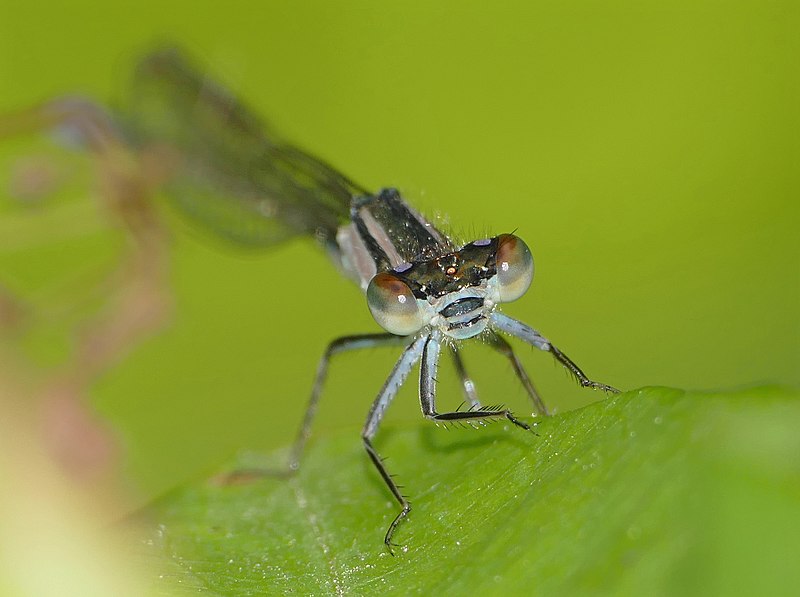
366;234;535;339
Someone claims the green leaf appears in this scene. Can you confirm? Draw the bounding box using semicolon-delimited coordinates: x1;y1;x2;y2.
138;386;800;595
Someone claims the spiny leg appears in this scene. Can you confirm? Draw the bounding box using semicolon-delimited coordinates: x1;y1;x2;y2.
370;332;534;551
489;312;620;394
220;333;406;484
420;332;534;431
449;345;482;410
290;333;409;469
548;344;620;393
485;329;549;416
362;336;427;554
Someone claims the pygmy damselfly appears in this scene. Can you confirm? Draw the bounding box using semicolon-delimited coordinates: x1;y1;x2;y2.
14;48;620;553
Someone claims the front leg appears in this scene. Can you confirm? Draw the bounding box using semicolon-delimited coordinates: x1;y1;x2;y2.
419;331;534;431
361;336;427;555
490;312;620;394
485;330;549;416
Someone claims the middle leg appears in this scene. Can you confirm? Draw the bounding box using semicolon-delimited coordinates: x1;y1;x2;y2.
450;345;482;410
419;331;534;431
485;329;549;416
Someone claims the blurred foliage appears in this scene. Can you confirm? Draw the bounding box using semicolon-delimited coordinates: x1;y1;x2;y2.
139;386;800;594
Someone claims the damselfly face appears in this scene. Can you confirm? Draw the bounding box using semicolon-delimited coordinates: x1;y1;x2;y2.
366;234;534;340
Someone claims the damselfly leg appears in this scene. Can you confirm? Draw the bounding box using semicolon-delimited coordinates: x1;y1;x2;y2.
364;330;540;553
217;333;409;484
361;337;426;554
485;329;549;416
491;312;620;393
288;334;410;470
450;346;482;410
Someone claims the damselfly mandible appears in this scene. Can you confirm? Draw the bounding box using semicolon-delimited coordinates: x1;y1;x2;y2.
7;48;620;553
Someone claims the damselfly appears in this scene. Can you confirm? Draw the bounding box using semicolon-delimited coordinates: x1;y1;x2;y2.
7;48;619;552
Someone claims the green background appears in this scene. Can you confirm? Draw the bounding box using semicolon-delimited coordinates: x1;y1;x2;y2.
0;0;797;569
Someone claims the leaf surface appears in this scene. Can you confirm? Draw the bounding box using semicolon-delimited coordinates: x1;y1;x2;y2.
138;386;800;595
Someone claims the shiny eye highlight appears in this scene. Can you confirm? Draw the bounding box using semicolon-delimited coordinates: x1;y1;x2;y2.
495;234;534;302
366;272;426;335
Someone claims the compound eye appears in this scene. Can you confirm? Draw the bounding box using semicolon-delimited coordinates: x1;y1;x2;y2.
495;234;534;302
366;272;426;335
